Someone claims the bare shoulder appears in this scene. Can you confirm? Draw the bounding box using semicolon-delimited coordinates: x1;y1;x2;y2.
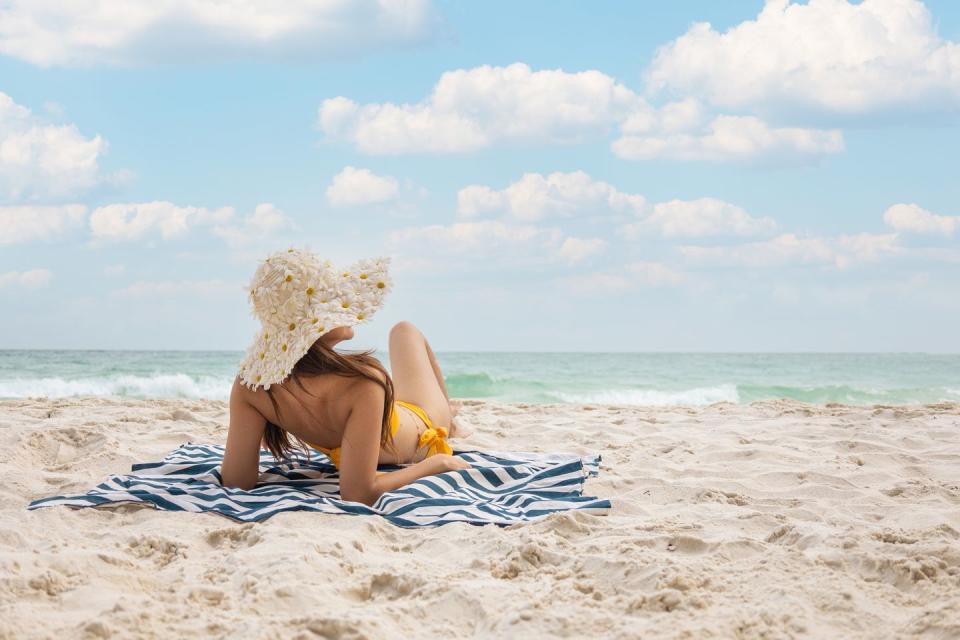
230;375;256;404
345;373;387;406
230;376;269;417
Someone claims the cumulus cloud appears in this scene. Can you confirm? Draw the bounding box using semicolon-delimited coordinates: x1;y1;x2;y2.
457;171;646;221
624;197;777;238
326;166;400;206
0;0;439;67
678;232;901;269
318;63;640;154
883;203;958;235
558;237;606;264
211;203;295;248
393;172;639;269
318;63;843;162
560;262;685;293
457;185;504;218
89;201;234;242
384;219;621;272
458;171;774;238
613;112;844;163
0;204;87;244
0;268;52;288
388;220;562;256
86;200;295;247
0;92;113;201
645;0;960;115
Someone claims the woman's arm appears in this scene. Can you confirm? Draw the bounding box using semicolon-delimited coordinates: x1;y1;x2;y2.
337;378;469;506
318;325;354;349
221;377;267;490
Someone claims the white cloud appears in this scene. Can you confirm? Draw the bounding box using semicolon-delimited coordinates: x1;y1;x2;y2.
0;0;439;67
0;268;52;288
834;232;902;267
112;279;236;298
560;262;685;293
326;166;400;206
388;219;561;256
883;203;958;235
459;172;774;238
389;220;611;272
0;92;112;201
385;219;627;272
558;237;606;264
678;232;901;269
211;203;295;248
398;172;645;270
318;63;642;154
625;197;777;238
645;0;960;115
613;113;843;163
103;264;125;276
0;204;87;244
88;200;295;247
318;63;844;163
89;201;234;242
457;171;646;221
457;185;504;218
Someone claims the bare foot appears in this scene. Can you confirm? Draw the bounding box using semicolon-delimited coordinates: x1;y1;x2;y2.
446;399;473;438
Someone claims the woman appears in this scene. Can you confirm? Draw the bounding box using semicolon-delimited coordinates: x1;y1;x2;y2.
221;248;471;505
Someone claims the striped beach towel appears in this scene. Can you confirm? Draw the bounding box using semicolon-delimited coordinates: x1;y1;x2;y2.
28;444;611;527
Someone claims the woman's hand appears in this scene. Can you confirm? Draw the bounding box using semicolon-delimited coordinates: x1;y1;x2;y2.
364;454;472;504
424;454;472;474
319;325;354;348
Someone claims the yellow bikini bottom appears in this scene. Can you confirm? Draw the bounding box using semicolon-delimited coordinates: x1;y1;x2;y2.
306;399;451;469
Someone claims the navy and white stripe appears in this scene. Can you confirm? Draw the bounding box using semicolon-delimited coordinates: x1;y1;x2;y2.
28;444;611;526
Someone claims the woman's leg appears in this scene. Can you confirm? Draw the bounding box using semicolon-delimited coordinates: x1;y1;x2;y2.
388;321;452;430
424;335;450;401
422;332;471;437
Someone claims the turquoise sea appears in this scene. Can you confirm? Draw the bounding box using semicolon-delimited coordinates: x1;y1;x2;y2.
1;350;959;405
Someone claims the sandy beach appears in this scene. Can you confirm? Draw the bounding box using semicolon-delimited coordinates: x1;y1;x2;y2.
0;397;957;638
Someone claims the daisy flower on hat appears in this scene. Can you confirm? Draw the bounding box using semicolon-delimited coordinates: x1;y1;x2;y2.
238;247;391;391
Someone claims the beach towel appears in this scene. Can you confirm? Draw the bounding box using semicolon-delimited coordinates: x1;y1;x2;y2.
28;444;611;527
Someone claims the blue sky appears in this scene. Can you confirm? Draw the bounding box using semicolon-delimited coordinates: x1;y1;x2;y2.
0;0;958;352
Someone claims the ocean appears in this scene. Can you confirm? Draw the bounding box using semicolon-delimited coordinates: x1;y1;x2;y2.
1;350;959;406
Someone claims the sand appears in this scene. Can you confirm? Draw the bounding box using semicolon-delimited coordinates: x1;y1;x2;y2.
1;397;959;639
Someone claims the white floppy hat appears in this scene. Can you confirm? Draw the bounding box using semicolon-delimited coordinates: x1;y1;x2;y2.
237;247;391;391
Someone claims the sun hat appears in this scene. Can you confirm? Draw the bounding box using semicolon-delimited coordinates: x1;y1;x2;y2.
237;247;391;391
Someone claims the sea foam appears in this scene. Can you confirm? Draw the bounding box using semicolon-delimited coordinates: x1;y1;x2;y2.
0;374;231;400
546;384;740;406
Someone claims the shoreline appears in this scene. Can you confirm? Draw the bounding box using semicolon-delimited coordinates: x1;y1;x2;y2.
2;397;959;637
2;394;960;410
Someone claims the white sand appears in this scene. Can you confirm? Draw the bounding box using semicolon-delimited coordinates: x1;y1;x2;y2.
1;397;959;639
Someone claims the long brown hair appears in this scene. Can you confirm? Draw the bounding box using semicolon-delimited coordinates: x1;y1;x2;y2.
261;339;395;462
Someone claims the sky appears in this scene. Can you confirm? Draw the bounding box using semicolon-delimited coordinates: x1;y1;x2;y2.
0;0;958;353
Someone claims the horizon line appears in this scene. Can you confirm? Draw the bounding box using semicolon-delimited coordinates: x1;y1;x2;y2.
1;348;959;356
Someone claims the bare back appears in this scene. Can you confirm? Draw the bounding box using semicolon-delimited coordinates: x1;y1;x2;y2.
240;368;424;463
244;372;357;450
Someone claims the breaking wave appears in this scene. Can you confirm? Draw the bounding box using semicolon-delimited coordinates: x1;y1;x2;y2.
0;374;231;400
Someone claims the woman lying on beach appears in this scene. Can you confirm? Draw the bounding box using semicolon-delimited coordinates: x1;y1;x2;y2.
221;248;471;505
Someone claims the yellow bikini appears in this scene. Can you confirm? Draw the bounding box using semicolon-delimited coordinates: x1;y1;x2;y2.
306;399;451;468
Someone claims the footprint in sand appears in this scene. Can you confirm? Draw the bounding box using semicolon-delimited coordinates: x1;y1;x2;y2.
353;572;425;601
204;524;263;549
124;535;187;567
24;426;110;469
